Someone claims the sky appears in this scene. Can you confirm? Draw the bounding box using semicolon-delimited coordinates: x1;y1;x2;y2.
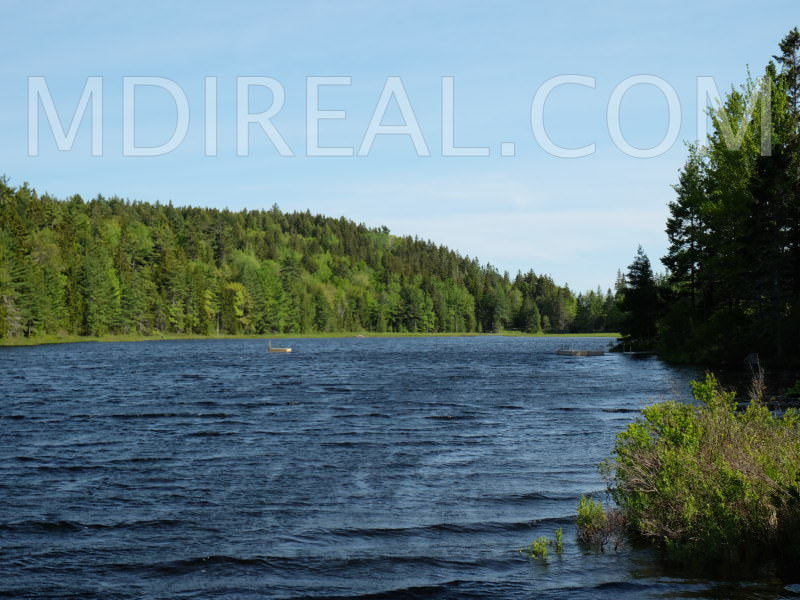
1;1;797;291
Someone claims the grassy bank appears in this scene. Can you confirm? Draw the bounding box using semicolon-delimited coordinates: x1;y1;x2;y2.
0;331;620;347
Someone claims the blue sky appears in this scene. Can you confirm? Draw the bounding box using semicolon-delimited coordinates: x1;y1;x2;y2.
2;1;797;291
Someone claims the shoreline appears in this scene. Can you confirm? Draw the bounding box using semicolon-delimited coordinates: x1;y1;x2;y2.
0;331;620;348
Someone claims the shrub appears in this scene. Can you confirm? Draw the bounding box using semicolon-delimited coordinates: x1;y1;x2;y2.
605;373;800;565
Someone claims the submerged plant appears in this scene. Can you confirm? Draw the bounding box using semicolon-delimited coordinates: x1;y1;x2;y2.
519;536;550;560
519;528;565;561
576;496;606;536
554;526;564;554
575;495;625;550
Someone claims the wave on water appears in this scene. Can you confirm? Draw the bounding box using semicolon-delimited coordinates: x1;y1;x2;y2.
0;518;184;533
1;336;710;599
316;516;574;540
110;412;232;419
286;579;663;600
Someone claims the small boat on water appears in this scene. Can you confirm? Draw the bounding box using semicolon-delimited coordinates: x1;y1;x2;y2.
555;349;604;356
268;340;292;353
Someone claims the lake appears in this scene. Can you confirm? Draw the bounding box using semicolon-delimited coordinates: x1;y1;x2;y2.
1;337;796;598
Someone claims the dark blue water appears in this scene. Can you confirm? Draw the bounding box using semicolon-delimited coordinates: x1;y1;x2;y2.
1;337;796;598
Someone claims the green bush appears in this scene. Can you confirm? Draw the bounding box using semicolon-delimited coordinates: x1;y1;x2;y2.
606;373;800;564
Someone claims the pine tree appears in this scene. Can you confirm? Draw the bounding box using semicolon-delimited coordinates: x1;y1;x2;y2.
83;247;121;336
663;144;707;314
621;247;660;346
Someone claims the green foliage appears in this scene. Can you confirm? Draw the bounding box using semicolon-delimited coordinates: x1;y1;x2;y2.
573;287;622;333
576;495;607;542
83;247;121;336
619;246;661;346
0;179;615;340
519;536;550;560
519;527;565;561
786;380;800;398
519;531;565;561
657;29;800;365
607;373;800;564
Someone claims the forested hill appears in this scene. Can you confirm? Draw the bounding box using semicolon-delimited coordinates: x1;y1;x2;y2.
0;179;622;340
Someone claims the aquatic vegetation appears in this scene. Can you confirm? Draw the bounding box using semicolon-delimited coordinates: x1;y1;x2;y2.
519;536;550;560
575;495;626;550
605;373;800;565
519;528;563;561
576;495;606;537
554;526;564;554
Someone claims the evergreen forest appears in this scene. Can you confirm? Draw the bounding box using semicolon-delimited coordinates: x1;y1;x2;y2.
0;179;622;340
619;28;800;367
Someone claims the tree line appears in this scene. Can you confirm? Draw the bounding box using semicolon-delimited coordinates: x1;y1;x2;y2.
0;181;624;340
619;28;800;366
